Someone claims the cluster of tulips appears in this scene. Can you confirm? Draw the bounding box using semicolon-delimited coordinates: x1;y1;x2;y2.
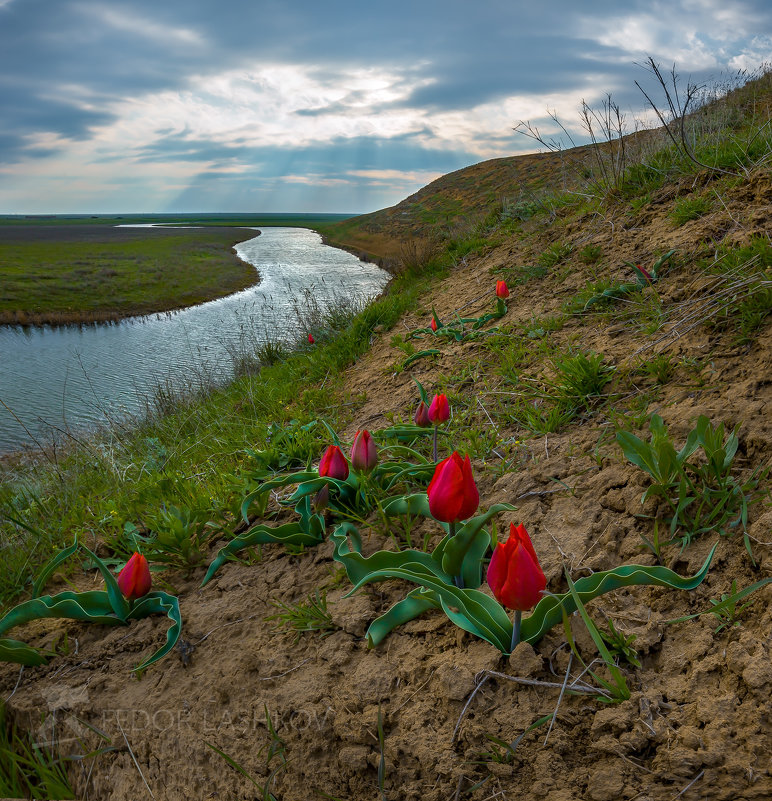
0;271;721;672
314;383;546;652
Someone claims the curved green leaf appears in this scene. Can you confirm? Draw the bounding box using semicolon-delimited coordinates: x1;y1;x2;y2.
202;519;325;586
128;591;183;672
403;349;440;368
520;543;718;643
81;544;130;619
0;638;50;666
365;589;439;647
331;522;448;587
382;493;433;519
441;503;516;580
32;538;79;598
0;590;125;636
241;470;319;522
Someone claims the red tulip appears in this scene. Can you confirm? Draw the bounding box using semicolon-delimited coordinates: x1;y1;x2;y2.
414;400;431;427
430;318;438;332
308;333;315;344
487;523;546;611
318;445;349;480
427;451;479;523
495;280;510;300
634;263;652;282
428;393;450;424
350;429;377;473
117;552;152;601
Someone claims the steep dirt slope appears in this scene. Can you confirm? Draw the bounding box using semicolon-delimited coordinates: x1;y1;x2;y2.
2;156;772;801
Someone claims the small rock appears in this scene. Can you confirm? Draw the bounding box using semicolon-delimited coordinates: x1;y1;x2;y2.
507;642;542;677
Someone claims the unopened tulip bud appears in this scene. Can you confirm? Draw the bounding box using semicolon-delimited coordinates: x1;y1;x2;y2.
313;484;330;511
635;264;653;282
318;445;349;480
430;318;438;332
117;552;152;601
427;451;479;523
350;429;377;473
428;393;450;424
414;401;431;427
308;333;315;344
496;280;510;299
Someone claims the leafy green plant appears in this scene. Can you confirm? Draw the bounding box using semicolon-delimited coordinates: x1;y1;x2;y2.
579;250;675;312
331;508;717;653
617;414;767;554
201;424;438;586
551;351;615;407
599;617;641;668
0;704;75;800
538;242;573;268
579;244;603;264
708;580;754;632
0;540;181;671
266;590;339;641
635;354;675;384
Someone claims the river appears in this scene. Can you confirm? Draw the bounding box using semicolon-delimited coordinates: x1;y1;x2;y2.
0;227;390;454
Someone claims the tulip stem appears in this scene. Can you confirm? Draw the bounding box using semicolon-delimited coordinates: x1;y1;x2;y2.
510;610;522;654
447;521;465;589
432;426;438;462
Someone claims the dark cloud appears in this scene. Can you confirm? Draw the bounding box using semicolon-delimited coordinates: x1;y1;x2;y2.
2;0;772;210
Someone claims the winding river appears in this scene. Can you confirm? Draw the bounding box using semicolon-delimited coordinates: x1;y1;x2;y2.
0;227;390;454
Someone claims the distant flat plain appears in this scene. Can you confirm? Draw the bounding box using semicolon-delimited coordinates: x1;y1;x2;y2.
0;214;352;325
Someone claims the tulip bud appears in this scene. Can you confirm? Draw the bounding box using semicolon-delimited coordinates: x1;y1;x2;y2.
318;445;349;480
495;280;510;300
308;333;315;344
430;318;438;332
428;393;450;424
414;401;431;427
427;451;479;523
350;429;377;473
487;523;546;611
634;263;653;282
117;552;152;601
313;484;330;511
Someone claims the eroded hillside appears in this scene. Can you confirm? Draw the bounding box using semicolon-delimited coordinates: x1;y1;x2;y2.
2;77;772;801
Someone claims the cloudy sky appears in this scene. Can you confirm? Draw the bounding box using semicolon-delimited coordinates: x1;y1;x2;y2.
1;0;771;214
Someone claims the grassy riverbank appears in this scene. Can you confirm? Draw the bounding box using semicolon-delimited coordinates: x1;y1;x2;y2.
0;215;357;325
0;226;260;325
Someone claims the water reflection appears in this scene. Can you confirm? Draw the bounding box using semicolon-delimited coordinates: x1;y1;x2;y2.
0;227;389;453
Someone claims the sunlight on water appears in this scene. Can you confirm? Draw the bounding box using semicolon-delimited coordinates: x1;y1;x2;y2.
0;227;389;453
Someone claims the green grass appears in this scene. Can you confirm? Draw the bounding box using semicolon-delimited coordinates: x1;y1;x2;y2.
0;229;258;324
0;251;449;608
670;195;711;226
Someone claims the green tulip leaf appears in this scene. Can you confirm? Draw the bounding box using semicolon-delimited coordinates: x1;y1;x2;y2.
382;493;433;519
0;638;50;666
365;589;439;647
412;377;429;404
403;349;440;368
241;470;319;522
32;539;80;598
440;503;516;582
0;591;124;637
331;522;448;588
127;591;183;672
202;517;325;586
80;543;130;619
520;543;718;643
